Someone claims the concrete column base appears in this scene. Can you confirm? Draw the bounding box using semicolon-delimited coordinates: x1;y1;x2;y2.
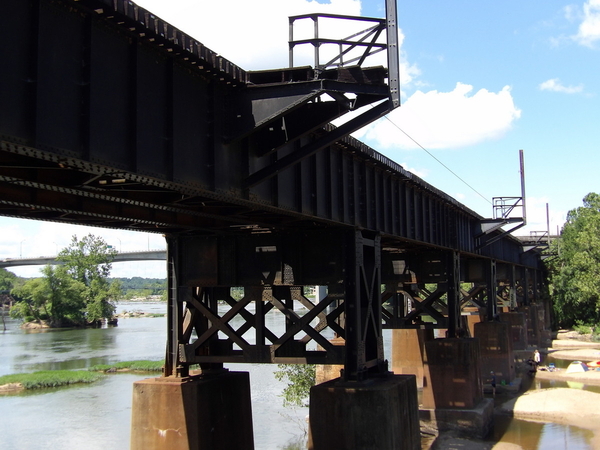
131;372;254;450
474;321;515;385
391;329;433;388
315;336;345;384
422;338;483;410
420;398;494;439
308;374;420;450
499;312;528;350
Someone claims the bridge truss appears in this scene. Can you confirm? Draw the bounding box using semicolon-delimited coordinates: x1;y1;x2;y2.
0;0;548;383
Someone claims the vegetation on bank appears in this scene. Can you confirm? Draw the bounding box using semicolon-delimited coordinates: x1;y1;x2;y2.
111;277;167;301
0;360;164;393
87;359;164;372
1;235;169;330
0;370;104;391
546;192;600;330
8;234;121;327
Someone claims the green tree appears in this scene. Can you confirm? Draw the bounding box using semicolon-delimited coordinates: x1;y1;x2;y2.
274;364;316;407
56;234;121;323
10;278;46;322
547;193;600;328
0;268;17;293
11;265;87;326
10;234;122;326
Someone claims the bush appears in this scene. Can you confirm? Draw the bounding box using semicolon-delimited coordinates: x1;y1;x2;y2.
573;321;594;335
274;364;315;407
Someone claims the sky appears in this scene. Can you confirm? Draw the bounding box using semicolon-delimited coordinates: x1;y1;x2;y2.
2;0;599;278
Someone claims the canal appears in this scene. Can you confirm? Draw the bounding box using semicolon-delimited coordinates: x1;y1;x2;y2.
0;302;597;449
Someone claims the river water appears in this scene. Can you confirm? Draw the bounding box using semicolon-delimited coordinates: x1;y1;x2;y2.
0;302;597;449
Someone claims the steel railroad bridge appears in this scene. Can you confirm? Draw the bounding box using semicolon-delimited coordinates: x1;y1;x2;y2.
1;1;547;448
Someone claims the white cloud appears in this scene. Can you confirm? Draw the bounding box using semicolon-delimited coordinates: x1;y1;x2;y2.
398;163;428;179
539;78;584;94
135;0;364;70
355;83;521;151
573;0;600;47
564;4;578;22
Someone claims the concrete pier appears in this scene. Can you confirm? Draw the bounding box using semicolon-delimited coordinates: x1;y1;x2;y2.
522;305;542;348
420;338;493;438
308;375;420;450
474;321;515;386
315;337;345;384
391;329;433;388
131;372;254;450
499;312;528;350
422;338;482;409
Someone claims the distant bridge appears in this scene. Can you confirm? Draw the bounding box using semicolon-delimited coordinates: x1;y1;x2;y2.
0;250;167;268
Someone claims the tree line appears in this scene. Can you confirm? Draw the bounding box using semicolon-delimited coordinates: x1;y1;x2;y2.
546;192;600;331
2;234;166;327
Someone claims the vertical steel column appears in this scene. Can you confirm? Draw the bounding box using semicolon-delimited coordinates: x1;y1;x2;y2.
313;16;320;71
532;270;539;303
385;0;400;108
486;260;497;321
523;269;531;306
446;251;461;338
164;235;184;377
343;229;385;381
509;264;517;309
288;17;294;68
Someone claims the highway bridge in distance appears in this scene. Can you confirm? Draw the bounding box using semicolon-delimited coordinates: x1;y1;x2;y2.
0;250;167;268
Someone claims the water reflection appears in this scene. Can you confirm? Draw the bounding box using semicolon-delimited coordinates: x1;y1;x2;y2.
493;415;595;450
534;373;600;394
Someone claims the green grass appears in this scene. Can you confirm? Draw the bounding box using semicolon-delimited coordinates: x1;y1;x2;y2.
87;359;164;373
0;360;164;392
0;370;104;390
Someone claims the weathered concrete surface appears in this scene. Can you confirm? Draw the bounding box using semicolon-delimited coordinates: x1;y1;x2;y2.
426;435;522;450
315;337;344;384
131;372;254;450
422;338;483;409
474;321;515;385
308;374;420;450
420;398;494;440
498;312;528;350
391;329;433;388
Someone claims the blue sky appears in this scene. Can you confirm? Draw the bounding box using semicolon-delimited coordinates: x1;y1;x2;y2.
2;0;599;278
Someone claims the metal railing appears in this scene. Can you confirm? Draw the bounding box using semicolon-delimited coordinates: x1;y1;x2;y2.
289;13;388;73
492;196;524;220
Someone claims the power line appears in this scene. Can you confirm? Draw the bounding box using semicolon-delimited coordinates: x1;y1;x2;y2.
381;114;493;205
